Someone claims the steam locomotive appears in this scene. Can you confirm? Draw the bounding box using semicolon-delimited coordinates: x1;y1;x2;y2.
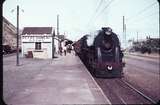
73;27;125;78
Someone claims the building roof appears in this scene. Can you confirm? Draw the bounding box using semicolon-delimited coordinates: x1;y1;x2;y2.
3;17;16;29
22;27;53;35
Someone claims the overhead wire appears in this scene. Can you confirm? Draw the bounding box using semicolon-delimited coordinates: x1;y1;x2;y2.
130;11;158;23
87;0;104;27
95;0;104;13
93;0;115;24
126;2;158;31
126;2;157;22
125;2;158;37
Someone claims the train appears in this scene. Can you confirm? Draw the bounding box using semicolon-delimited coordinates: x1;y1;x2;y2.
73;27;125;78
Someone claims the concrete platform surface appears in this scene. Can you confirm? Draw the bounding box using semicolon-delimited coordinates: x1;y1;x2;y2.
3;53;111;105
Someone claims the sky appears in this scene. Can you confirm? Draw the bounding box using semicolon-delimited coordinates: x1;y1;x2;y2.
3;0;159;47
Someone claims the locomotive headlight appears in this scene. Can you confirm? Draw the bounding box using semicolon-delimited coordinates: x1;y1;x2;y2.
107;66;112;70
105;31;111;35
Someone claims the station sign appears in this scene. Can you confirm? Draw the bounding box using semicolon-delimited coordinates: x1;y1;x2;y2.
22;35;52;42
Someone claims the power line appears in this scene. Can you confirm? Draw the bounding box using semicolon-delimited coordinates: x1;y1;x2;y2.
126;2;157;21
93;0;115;24
87;0;103;27
127;11;158;24
95;0;104;13
87;0;115;28
125;12;158;38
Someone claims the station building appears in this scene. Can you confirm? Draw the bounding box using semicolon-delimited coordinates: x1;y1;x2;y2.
21;27;58;59
3;17;17;49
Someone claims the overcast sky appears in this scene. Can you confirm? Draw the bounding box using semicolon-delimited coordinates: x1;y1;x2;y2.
3;0;159;46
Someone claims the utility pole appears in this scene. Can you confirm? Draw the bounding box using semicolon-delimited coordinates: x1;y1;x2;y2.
16;5;19;66
57;14;62;55
158;0;160;41
123;16;126;48
57;14;60;48
124;24;126;48
11;4;23;66
57;14;59;37
52;29;55;58
137;31;138;42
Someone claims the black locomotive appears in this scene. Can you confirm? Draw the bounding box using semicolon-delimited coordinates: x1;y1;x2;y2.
73;27;125;78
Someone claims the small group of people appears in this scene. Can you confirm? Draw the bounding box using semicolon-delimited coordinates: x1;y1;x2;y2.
58;44;73;56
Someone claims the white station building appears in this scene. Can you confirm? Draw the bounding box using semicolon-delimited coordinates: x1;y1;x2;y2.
21;27;58;59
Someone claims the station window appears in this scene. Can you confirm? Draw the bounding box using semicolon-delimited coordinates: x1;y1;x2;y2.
35;42;41;50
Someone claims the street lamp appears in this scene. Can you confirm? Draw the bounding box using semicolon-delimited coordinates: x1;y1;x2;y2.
11;4;23;66
16;5;19;66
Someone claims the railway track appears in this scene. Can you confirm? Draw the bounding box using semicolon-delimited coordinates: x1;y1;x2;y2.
94;78;157;104
119;79;157;104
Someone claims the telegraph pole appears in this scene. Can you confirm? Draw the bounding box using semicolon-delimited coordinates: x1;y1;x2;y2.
123;16;125;35
57;14;62;55
57;14;59;37
57;14;60;48
124;23;126;48
16;5;19;66
137;31;138;42
52;30;55;58
158;0;160;42
11;4;23;66
123;16;126;48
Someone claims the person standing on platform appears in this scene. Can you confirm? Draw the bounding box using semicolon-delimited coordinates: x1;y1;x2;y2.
59;46;63;56
64;46;67;56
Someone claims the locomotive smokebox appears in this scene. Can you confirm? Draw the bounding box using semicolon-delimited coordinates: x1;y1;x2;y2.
102;35;114;51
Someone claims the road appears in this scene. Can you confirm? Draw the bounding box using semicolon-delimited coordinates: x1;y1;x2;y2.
95;54;160;104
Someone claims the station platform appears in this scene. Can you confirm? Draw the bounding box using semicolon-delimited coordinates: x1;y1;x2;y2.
3;52;111;105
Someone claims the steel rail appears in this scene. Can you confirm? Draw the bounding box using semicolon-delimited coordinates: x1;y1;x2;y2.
120;79;157;104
